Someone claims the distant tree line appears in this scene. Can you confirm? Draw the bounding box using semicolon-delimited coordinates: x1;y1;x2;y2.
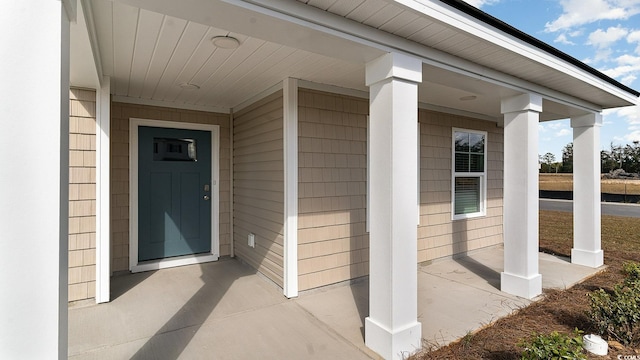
539;141;640;174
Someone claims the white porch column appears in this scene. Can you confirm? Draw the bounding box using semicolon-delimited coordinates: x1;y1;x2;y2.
500;93;543;299
365;52;422;360
96;76;111;303
0;1;74;358
571;113;604;268
283;78;299;298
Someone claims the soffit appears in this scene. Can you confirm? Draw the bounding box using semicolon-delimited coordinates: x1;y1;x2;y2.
87;0;366;111
74;0;634;121
296;0;637;109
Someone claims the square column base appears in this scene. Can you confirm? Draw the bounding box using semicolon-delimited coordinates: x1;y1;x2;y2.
365;317;422;360
571;248;604;268
501;272;542;299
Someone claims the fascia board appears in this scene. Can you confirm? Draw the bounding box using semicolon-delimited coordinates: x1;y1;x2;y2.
388;0;638;105
233;0;609;111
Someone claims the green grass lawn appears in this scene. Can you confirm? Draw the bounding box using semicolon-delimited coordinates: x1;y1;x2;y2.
540;210;640;259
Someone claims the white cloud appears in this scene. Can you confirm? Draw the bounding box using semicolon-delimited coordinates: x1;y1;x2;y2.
463;0;500;8
623;130;640;142
569;29;584;37
540;122;570;135
550;123;565;130
629;30;640;42
597;54;640;85
540;122;572;137
628;30;640;54
587;26;629;48
617;54;640;64
606;105;640;142
619;105;640;124
601;61;640;80
554;33;575;45
594;48;614;62
622;74;637;84
545;0;640;32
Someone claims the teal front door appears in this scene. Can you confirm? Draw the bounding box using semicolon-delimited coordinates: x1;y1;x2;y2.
138;126;212;262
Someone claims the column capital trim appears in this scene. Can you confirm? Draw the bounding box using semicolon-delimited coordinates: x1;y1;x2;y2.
570;113;603;128
366;52;422;86
501;93;542;114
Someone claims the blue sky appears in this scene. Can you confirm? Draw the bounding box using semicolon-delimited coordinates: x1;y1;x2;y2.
464;0;640;160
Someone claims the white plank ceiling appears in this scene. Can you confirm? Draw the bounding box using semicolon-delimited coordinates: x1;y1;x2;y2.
89;0;366;111
74;0;634;119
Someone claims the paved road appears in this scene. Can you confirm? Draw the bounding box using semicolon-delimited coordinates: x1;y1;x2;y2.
540;199;640;218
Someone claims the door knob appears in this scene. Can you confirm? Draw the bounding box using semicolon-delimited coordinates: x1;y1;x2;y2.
203;195;210;201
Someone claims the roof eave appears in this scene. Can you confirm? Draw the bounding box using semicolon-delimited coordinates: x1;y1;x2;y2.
437;0;640;99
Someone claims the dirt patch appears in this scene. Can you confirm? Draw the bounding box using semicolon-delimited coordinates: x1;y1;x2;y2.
412;211;640;359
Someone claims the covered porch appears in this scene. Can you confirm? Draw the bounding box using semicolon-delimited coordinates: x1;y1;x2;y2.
2;0;637;359
68;246;601;359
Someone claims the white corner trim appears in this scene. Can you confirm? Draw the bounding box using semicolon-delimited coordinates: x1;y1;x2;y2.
283;78;299;298
129;118;220;273
417;122;421;226
95;76;110;303
366;115;370;233
229;112;235;258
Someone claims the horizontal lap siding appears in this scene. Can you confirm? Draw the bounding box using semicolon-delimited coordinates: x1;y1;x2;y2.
297;89;369;291
68;88;97;303
110;103;231;273
418;110;504;262
233;92;285;287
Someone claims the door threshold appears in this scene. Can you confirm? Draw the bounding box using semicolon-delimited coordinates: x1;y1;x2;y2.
131;253;218;273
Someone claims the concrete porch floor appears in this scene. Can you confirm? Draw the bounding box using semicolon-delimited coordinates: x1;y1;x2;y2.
69;246;602;359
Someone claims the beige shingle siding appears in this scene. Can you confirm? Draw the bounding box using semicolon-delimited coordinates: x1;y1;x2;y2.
297;89;369;291
418;110;504;262
68;88;97;302
110;102;232;273
294;98;503;291
233;91;285;287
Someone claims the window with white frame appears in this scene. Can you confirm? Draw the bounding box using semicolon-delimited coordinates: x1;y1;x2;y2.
452;128;487;219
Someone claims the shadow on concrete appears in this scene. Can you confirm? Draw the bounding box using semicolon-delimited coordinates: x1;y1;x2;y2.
128;260;251;360
454;254;501;290
110;271;155;301
452;221;501;291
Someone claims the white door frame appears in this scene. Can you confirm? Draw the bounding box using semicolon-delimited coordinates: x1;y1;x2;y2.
129;118;220;273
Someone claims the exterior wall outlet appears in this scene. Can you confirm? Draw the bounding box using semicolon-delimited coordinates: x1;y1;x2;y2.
248;233;255;248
